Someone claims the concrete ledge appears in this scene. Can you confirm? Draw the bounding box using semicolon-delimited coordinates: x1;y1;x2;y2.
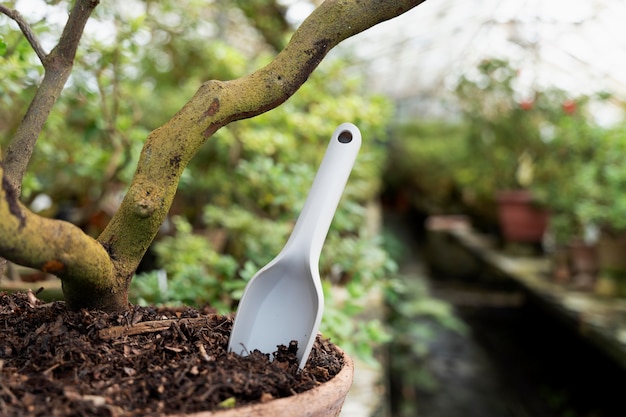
446;227;626;370
341;358;387;417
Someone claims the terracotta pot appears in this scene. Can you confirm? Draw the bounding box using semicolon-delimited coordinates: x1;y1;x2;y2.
496;190;549;244
169;348;354;417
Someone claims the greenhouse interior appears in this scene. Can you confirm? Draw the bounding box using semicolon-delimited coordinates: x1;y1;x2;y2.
2;0;626;416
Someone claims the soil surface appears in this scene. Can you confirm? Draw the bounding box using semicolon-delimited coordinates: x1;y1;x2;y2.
0;291;343;416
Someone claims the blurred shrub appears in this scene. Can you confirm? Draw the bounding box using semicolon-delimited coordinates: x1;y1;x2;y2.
384;120;467;214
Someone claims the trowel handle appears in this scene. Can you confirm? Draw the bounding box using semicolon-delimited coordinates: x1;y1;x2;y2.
284;123;361;264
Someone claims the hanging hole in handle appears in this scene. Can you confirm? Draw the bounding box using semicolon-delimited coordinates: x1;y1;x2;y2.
338;130;353;143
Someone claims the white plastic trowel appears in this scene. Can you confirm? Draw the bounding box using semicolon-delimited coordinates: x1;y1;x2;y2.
228;123;361;369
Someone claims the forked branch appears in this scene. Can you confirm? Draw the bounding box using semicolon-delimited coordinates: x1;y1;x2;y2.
0;4;47;63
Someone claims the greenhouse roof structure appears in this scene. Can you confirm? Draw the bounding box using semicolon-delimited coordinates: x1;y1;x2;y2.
329;0;626;122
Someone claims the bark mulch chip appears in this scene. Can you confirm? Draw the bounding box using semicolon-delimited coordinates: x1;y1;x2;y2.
0;291;344;416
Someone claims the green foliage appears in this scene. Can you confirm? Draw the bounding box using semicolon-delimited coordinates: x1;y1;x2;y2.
318;234;398;362
453;60;606;209
203;204;292;267
525;93;606;242
321;282;392;365
572;124;626;234
385;120;467;213
130;217;241;314
389;58;625;243
0;24;42;158
455;58;550;196
382;60;608;228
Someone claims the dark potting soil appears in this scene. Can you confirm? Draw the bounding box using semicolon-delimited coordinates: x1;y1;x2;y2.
0;291;344;416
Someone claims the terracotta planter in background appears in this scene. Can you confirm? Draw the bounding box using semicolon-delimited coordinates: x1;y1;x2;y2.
496;190;549;244
169;348;354;417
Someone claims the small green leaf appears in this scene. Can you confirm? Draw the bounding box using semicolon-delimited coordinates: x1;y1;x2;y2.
0;38;7;56
217;397;236;409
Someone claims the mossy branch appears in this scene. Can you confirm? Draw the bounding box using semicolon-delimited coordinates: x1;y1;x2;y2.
0;168;119;311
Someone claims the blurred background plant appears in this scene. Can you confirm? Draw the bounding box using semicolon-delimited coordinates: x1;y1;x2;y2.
384;58;622;247
573;124;626;236
383;121;467;216
454;58;549;199
456;60;624;248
